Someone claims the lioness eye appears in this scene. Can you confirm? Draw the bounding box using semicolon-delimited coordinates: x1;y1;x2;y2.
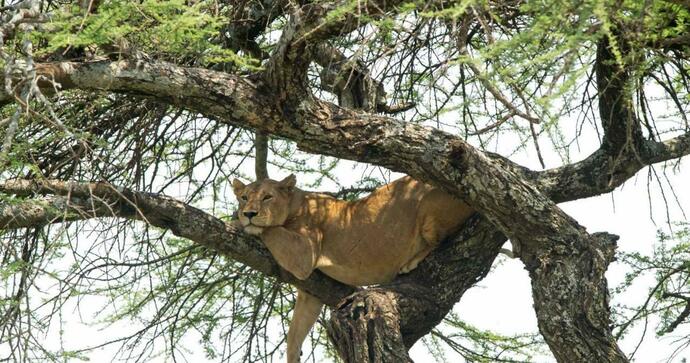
263;195;273;201
241;195;248;201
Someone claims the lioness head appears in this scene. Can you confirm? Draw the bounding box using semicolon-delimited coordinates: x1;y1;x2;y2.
232;175;296;235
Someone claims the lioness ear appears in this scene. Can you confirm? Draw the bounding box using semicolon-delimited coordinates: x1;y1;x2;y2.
279;174;296;190
232;179;246;195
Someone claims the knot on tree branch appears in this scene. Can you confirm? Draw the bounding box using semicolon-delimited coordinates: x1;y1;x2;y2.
589;231;620;266
316;45;414;114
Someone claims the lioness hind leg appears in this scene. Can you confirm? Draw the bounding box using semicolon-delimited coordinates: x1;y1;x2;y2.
420;216;441;247
399;245;434;274
399;213;442;274
287;290;323;363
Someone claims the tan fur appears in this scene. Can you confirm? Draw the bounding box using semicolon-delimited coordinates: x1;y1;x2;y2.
233;175;474;363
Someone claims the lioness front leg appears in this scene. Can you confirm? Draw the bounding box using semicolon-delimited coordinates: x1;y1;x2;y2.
287;290;323;363
261;226;321;280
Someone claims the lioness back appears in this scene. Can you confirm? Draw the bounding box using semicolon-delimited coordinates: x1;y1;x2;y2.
308;176;473;285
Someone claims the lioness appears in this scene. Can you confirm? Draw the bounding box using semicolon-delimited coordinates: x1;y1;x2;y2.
232;175;474;363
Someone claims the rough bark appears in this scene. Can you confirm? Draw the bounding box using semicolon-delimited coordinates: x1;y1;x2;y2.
529;232;625;362
327;290;413;363
519;38;645;363
596;38;644;155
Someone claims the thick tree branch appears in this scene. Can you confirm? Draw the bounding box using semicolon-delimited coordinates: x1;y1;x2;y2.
596;37;645;155
537;133;690;203
2;56;687;255
529;39;690;203
643;132;690;163
0;195;121;228
10;54;684;209
0;179;354;307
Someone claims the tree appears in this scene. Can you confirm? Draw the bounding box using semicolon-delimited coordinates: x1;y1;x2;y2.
1;0;690;361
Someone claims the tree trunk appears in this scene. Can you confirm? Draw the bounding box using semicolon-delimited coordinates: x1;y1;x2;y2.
327;290;413;363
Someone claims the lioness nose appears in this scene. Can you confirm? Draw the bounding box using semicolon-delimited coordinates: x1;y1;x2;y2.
243;211;258;219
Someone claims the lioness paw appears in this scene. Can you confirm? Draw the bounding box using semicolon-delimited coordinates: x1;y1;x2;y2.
399;261;418;274
230;218;243;229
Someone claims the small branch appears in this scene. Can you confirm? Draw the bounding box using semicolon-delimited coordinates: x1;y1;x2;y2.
654;33;690;49
467;111;516;135
661;292;690;334
530;122;546;169
464;59;540;125
665;0;690;8
453;28;540;126
254;131;269;180
499;247;515;258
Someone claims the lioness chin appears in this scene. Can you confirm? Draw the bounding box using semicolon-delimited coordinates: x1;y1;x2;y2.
233;174;474;363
